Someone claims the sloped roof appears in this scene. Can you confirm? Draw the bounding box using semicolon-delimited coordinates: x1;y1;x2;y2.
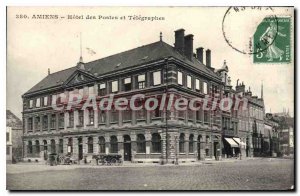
24;41;219;95
6;110;22;129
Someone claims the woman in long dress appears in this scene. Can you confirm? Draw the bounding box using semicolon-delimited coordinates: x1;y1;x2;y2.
260;21;286;61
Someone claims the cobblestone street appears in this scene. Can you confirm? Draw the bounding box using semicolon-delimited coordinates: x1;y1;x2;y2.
6;158;294;190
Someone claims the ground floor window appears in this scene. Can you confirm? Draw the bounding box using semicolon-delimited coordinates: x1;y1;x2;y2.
179;133;185;153
151;133;161;153
110;136;118;153
28;141;33;154
88;137;93;153
137;134;146;153
189;134;194;153
35;140;40;155
59;139;63;153
99;137;105;153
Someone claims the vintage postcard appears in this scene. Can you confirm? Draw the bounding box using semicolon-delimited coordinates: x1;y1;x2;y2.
6;6;294;191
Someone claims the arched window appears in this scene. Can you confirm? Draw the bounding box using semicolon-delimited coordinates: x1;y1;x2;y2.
35;140;40;155
28;141;33;154
110;136;118;153
137;134;146;153
179;133;185;153
67;138;73;153
50;139;56;153
99;136;105;153
59;139;63;153
43;140;48;151
151;133;161;153
189;134;194;153
88;137;93;153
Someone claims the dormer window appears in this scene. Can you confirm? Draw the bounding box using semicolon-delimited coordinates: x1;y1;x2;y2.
195;79;200;92
138;74;146;89
36;98;41;108
98;83;106;96
152;71;161;86
187;75;192;89
124;77;132;91
111;80;119;93
177;71;183;85
29;100;33;108
203;82;208;94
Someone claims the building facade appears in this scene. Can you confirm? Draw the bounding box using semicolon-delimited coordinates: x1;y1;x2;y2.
22;29;226;164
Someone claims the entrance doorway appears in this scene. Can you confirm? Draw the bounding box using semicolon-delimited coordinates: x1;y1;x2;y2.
123;135;131;161
78;137;83;160
213;142;218;158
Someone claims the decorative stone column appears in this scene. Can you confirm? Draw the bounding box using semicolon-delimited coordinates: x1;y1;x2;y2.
63;137;69;154
93;136;99;154
130;132;137;162
82;137;88;155
72;137;78;160
145;131;152;159
193;133;198;160
159;130;166;163
117;134;124;156
200;133;206;160
105;134;110;155
64;112;69;130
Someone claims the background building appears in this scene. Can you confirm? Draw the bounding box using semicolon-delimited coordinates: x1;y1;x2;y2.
6;110;23;163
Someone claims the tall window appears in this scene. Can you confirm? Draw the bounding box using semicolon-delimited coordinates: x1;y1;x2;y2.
88;137;93;153
123;109;132;122
28;117;33;131
99;136;105;153
59;113;64;128
138;74;146;89
110;136;118;153
136;100;145;120
195;79;200;91
43;96;48;106
36;98;41;108
152;71;161;86
177;71;183;85
203;82;208;94
98;83;106;96
111;80;118;93
27;141;33;154
152;107;162;118
196;107;202;121
69;111;74;127
98;110;106;124
110;109;118;123
59;139;63;154
137;134;146;153
35;140;40;155
50;139;56;153
6;132;9;142
50;114;56;129
67;138;73;153
29;100;33;108
189;134;194;153
51;94;57;105
34;116;40;131
187;75;192;88
89;109;94;125
204;110;210;123
43;115;48;130
78;110;84;126
124;77;132;91
179;133;185;153
151;133;161;153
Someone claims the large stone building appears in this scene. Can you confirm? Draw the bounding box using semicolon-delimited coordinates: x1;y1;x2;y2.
22;29;227;164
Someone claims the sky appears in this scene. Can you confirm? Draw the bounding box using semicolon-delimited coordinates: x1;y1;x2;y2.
7;7;294;119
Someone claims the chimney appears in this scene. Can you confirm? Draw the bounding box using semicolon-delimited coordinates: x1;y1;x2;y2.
206;49;211;67
196;47;204;63
174;29;185;55
184;34;194;60
48;68;50;75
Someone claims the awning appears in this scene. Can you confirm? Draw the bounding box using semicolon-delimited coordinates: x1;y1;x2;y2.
224;138;239;148
233;137;247;148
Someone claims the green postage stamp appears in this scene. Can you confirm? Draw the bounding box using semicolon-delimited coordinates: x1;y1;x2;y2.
253;16;291;63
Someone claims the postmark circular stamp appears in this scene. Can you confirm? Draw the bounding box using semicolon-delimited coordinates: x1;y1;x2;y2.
222;7;292;63
222;7;278;55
